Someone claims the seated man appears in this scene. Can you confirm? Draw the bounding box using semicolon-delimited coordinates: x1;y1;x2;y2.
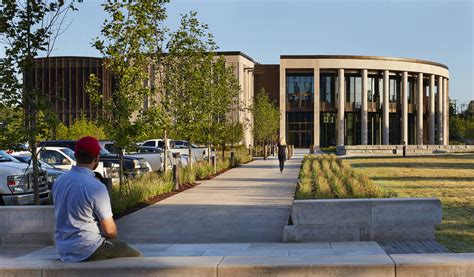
52;136;142;262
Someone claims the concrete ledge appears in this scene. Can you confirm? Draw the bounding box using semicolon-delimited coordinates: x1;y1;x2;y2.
284;198;441;242
391;253;474;277
2;253;473;276
0;206;55;246
338;145;474;156
218;255;395;276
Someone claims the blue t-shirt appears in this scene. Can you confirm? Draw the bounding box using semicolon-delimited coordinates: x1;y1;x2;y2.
52;166;113;262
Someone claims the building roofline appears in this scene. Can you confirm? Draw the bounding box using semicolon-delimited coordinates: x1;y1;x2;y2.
215;51;257;63
280;55;449;70
34;56;104;60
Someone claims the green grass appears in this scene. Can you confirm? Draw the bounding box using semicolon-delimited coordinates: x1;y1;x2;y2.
295;154;390;200
345;154;474;253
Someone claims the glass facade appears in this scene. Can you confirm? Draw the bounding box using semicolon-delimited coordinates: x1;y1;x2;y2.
286;74;313;109
345;74;362;107
320;112;336;147
320;73;336;104
283;69;443;147
389;73;401;104
368;74;383;108
287;112;313;147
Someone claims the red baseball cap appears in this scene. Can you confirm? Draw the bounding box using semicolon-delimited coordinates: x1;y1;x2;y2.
75;136;101;157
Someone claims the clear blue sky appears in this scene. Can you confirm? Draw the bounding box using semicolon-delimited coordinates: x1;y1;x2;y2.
4;0;473;104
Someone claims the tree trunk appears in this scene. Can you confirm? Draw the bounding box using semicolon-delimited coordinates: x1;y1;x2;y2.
118;150;124;190
221;144;225;160
163;130;167;173
31;143;40;205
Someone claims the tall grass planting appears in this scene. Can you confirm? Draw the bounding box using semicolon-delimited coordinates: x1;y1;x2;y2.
295;154;391;200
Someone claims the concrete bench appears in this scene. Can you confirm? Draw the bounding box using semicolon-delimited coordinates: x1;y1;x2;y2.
1;253;473;276
283;198;442;242
0;206;55;245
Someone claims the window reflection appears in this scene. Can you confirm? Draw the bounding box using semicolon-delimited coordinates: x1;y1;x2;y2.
286;74;314;109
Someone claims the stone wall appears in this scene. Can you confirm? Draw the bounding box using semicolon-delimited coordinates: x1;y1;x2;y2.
283;198;442;242
337;145;474;156
0;206;55;245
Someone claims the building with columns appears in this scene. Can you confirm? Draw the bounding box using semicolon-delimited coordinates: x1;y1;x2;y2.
254;55;450;148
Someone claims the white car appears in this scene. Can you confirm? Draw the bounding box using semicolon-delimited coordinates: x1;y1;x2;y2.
0;151;49;205
20;147;119;180
141;139;209;162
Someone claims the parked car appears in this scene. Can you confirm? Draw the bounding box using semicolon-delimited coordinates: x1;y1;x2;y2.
141;139;209;161
33;147;119;180
139;146;190;167
99;141;157;172
12;153;66;189
0;150;49;205
38;140;149;178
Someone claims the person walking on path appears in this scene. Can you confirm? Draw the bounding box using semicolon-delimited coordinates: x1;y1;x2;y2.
52;136;142;262
277;138;287;173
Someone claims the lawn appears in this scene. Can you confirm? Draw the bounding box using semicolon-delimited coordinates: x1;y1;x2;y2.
345;154;474;253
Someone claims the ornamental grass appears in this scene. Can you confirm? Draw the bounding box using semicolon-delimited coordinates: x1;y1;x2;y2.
295;154;391;200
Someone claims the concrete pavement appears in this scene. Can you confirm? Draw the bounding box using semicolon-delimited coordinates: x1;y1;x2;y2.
117;150;304;243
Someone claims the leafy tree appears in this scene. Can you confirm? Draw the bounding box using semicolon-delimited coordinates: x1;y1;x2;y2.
54;122;69;140
89;1;167;185
0;0;77;204
67;116;107;140
250;88;280;159
163;13;243;167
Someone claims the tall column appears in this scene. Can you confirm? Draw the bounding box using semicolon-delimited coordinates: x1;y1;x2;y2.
429;75;435;145
337;68;345;146
279;63;286;142
417;72;424;144
361;69;368;145
437;76;443;145
402;71;408;145
313;67;320;149
383;70;389;145
443;78;449;145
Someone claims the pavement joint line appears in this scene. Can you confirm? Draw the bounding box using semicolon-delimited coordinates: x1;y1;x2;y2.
216;256;225;277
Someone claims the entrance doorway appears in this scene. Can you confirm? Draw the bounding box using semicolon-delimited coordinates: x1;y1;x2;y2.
287;112;313;148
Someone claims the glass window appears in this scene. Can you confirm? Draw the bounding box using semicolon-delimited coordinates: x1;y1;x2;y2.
286;74;314;109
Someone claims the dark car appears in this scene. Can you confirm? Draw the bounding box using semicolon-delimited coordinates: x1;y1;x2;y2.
38;140;149;178
12;153;66;189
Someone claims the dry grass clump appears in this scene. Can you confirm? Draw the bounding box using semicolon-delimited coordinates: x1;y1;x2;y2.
295;154;390;200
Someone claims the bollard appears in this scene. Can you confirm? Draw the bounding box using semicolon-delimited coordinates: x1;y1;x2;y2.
230;151;235;167
286;145;290;160
172;152;180;190
263;144;267;160
212;155;217;174
248;144;251;156
292;145;294;157
103;177;112;197
309;144;314;154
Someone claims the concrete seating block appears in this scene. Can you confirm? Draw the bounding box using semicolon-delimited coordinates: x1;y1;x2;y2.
371;198;442;226
285;198;442;242
372;226;435;241
218;255;395;277
291;200;371;227
0;206;55;246
283;226;360;242
392;253;474;277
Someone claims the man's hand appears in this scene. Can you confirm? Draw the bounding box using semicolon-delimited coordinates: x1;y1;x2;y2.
100;217;117;239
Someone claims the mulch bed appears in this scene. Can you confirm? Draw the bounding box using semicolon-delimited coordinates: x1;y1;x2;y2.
114;159;253;219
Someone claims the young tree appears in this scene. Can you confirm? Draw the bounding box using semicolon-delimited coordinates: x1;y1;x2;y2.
0;0;77;204
89;1;167;185
250;88;280;159
163;11;217;168
67;115;107;140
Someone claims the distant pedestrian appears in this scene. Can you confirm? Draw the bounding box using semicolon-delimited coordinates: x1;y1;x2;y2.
277;138;287;173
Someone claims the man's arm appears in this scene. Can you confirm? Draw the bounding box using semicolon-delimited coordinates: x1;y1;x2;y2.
100;217;117;239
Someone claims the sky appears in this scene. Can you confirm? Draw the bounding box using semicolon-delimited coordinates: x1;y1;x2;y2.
2;0;473;104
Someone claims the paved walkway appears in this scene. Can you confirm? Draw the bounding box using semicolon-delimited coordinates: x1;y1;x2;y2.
116;150;305;243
